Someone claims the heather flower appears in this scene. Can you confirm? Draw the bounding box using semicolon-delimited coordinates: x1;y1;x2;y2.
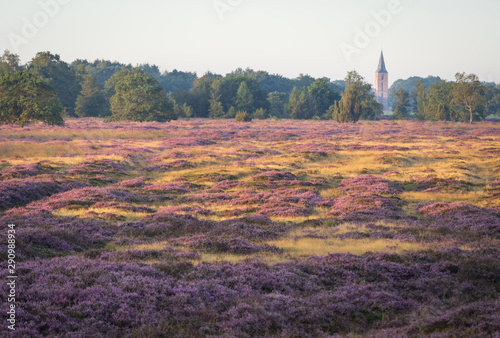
66;159;128;175
338;175;403;195
24;186;143;211
0;179;86;210
0;162;51;179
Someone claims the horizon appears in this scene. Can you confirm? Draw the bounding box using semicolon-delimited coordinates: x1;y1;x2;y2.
2;0;499;87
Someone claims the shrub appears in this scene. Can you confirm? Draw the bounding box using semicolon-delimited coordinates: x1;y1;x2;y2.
235;111;252;122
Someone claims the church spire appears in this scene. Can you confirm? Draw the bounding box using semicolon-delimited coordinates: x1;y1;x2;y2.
376;51;388;74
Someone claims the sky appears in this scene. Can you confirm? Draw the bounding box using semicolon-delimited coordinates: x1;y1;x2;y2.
1;0;499;86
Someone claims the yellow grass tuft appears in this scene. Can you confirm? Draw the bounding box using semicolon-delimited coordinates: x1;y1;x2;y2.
268;237;428;257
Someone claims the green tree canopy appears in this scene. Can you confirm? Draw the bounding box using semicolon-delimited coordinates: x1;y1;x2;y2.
426;80;455;121
188;73;222;117
236;81;254;112
29;52;80;116
484;84;500;117
331;71;382;123
75;74;109;118
288;86;309;119
70;59;132;87
0;50;23;75
308;78;340;117
392;88;411;119
109;68;176;122
267;92;288;118
217;76;269;113
104;69;132;101
452;73;487;123
389;76;441;108
0;70;64;126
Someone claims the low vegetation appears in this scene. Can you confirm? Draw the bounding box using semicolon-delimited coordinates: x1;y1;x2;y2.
0;118;499;336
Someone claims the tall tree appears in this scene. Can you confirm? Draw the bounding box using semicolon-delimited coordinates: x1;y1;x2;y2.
392;89;411;119
452;73;487;123
288;87;309;119
189;73;222;117
109;68;176;122
0;70;64;126
75;74;109;117
294;74;315;89
158;69;197;93
361;99;384;120
104;69;132;101
209;93;225;118
308;78;340;117
267;92;288;118
29;52;80;116
70;59;132;87
331;71;381;123
485;84;500;117
208;79;225;118
236;81;254;112
414;80;428;121
426;80;455;121
217;76;268;114
0;50;23;75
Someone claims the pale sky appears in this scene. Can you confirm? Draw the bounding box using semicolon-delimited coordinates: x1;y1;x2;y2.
1;0;499;86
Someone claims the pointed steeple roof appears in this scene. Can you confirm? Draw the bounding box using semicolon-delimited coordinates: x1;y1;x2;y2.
376;51;388;74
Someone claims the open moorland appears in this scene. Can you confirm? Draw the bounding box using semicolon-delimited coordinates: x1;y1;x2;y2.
1;118;499;337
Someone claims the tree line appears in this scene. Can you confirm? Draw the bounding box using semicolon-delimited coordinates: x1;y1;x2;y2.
392;75;500;123
0;50;498;126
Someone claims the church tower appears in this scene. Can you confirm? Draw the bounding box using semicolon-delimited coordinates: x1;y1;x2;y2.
375;51;389;111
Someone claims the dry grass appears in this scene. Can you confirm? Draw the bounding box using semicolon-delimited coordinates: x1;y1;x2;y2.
0;141;86;159
401;191;486;205
1;127;166;141
268;237;428;257
54;207;155;222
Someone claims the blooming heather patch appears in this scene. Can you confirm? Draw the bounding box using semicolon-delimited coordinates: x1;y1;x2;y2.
98;247;201;262
410;177;470;193
177;235;284;254
1;248;498;337
0;162;52;179
339;175;403;195
251;170;297;182
143;183;190;194
258;204;314;218
162;137;217;147
1;119;499;336
118;177;150;188
209;180;243;191
186;192;233;204
326;193;407;221
0;179;86;210
230;188;324;207
24;186;143;211
0;214;112;260
66;159;128;175
418;202;500;236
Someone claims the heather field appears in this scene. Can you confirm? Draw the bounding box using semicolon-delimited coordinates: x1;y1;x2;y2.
1;118;500;337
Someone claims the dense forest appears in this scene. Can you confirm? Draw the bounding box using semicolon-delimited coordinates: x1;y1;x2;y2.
0;50;499;126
